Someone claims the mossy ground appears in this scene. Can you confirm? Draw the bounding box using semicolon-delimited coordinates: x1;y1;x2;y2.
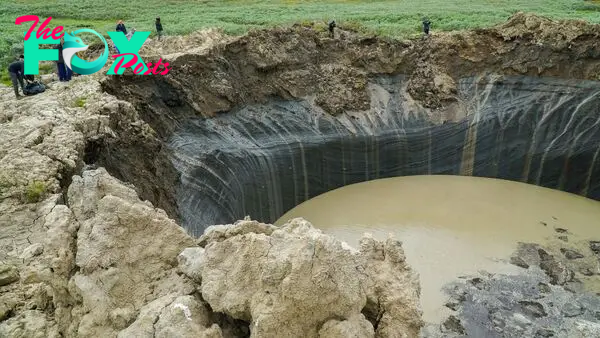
24;180;47;203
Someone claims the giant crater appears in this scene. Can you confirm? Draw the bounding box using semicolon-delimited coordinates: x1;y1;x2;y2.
99;20;600;236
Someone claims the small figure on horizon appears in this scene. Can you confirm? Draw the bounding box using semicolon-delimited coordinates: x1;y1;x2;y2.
328;20;336;38
422;17;431;36
155;17;164;40
7;55;25;99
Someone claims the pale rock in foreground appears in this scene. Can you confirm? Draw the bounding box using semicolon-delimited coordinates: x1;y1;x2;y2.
318;314;375;338
67;169;197;337
182;218;423;337
118;294;222;338
1;166;421;337
360;235;423;337
0;164;423;337
199;218;368;336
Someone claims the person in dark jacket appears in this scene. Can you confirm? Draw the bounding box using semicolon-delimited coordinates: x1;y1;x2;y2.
114;20;127;54
328;20;336;38
116;20;127;35
7;55;25;98
423;17;431;36
54;39;67;81
155;17;163;40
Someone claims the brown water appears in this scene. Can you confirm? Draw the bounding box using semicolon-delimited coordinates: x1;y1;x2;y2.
275;175;600;323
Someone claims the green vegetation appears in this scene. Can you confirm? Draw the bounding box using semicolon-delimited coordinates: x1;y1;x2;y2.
38;62;54;74
73;96;86;107
24;180;47;203
0;72;11;87
1;0;599;80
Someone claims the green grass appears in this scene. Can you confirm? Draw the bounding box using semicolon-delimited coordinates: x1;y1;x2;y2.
0;72;11;87
1;0;600;80
24;180;47;203
73;96;86;107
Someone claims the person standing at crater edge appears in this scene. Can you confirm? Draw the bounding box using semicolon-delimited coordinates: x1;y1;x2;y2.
328;20;336;38
155;17;164;41
53;37;71;82
7;55;25;99
423;17;431;36
54;38;66;81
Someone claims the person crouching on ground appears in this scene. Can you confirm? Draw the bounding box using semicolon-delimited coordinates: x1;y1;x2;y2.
155;17;163;40
7;55;25;99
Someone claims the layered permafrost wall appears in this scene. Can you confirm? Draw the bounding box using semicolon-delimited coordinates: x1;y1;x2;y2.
170;75;600;235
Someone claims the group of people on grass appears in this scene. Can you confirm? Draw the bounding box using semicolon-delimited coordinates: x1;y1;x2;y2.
115;17;163;44
7;17;165;98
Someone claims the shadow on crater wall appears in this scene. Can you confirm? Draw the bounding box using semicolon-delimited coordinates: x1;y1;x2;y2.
168;75;600;236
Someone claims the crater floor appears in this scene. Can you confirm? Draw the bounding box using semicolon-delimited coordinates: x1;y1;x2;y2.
275;175;600;329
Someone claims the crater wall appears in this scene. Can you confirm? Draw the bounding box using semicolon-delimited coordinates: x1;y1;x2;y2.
170;75;600;235
98;14;600;235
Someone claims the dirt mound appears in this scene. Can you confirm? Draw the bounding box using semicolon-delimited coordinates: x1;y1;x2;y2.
495;12;599;48
103;12;600;118
408;12;600;108
139;28;231;58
